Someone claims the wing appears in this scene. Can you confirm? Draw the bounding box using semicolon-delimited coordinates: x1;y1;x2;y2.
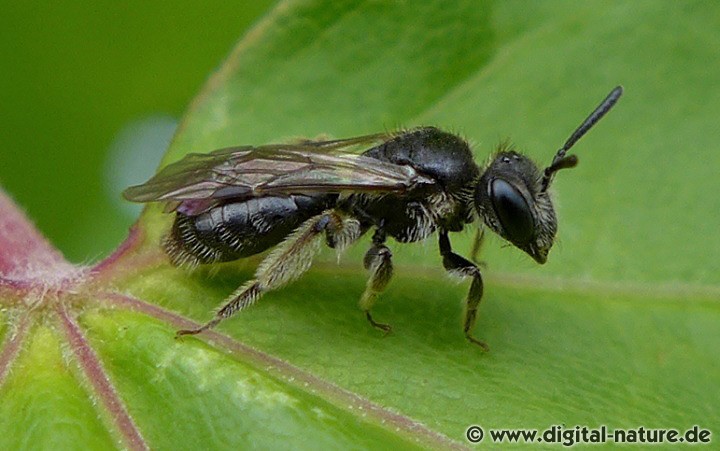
123;131;436;214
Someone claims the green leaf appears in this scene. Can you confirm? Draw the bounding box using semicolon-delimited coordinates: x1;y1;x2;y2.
1;0;718;449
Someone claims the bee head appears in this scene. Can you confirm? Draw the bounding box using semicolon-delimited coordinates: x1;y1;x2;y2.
474;150;565;264
473;86;623;264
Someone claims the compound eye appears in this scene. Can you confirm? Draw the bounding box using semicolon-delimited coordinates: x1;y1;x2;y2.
490;178;534;245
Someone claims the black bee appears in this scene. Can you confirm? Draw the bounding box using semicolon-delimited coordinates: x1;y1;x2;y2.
124;86;622;350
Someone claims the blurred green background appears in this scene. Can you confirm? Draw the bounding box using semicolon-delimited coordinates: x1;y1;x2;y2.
0;1;276;262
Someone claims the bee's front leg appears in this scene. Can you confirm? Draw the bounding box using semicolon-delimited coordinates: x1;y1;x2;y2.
469;227;487;266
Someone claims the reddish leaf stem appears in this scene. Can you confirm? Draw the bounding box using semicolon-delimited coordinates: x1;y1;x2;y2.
56;305;149;451
91;224;143;275
0;315;30;385
0;190;76;283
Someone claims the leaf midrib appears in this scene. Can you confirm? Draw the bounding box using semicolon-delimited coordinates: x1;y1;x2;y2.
272;261;720;305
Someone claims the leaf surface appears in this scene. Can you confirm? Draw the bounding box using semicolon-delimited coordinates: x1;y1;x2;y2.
1;1;718;449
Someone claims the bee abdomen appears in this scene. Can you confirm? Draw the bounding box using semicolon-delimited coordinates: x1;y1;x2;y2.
164;194;336;267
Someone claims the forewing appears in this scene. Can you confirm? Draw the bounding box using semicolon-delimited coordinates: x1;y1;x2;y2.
251;149;434;196
122;146;255;203
123;132;435;214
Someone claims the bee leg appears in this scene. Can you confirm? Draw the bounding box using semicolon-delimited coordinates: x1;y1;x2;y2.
469;227;487;267
177;210;360;337
438;230;489;351
359;229;394;335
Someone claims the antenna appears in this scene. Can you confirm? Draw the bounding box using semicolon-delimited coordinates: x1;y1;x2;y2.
541;86;623;191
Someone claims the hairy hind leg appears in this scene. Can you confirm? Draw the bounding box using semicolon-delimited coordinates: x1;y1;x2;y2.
177;210;361;336
358;229;394;334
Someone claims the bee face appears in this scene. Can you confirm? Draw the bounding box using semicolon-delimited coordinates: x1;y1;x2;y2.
474;151;558;264
472;86;624;265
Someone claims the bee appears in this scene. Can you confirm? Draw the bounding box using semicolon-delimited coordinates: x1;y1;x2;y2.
124;86;622;350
